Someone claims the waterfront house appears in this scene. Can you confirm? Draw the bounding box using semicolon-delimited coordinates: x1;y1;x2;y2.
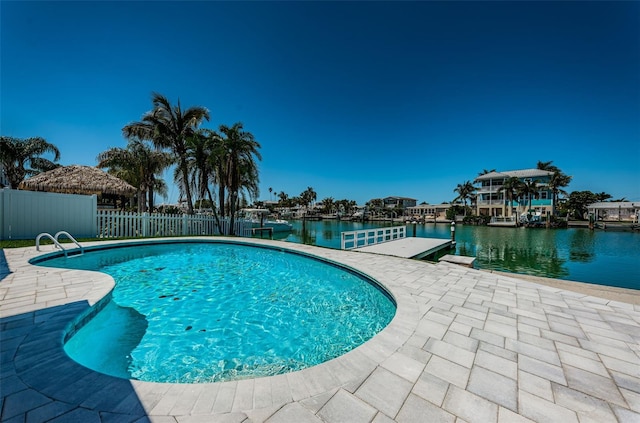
474;169;554;220
587;202;640;222
405;203;451;220
383;196;417;209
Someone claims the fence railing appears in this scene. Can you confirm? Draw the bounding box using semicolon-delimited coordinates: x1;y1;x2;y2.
341;225;406;250
96;210;252;238
489;216;517;224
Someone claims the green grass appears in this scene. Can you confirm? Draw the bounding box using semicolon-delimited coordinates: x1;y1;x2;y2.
0;235;226;249
0;237;132;249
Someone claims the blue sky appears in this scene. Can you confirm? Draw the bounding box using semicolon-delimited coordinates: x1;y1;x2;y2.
2;1;639;205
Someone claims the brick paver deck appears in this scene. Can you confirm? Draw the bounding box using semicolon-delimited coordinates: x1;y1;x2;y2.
1;237;639;422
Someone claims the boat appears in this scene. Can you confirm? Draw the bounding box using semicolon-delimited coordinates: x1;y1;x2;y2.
238;208;293;232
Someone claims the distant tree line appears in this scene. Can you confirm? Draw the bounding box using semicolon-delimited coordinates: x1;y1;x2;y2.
1;124;628;225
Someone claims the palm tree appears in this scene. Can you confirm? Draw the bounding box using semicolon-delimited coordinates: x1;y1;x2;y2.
536;161;572;216
367;198;384;217
269;187;273;201
498;176;522;218
122;92;210;215
300;187;317;210
152;178;169;208
182;128;228;231
218;122;262;234
210;133;229;219
0;136;60;188
518;179;540;219
185;129;215;209
345;199;357;215
237;157;260;207
278;191;289;205
100;148;143;210
478;169;496;176
320;197;335;214
547;171;572;216
536;160;560;173
453;181;476;216
97;140;172;212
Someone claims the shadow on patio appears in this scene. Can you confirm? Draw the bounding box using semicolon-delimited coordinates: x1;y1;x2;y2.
1;300;149;421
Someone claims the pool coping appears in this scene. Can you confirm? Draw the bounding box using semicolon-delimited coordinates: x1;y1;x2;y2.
2;236;640;422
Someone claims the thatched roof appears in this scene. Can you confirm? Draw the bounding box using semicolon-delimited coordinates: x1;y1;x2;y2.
18;165;137;196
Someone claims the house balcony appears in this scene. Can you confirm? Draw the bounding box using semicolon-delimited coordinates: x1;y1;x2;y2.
476;186;503;194
476;199;553;207
476;200;503;206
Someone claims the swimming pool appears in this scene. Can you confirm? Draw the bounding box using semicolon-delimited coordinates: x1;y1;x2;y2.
34;241;396;383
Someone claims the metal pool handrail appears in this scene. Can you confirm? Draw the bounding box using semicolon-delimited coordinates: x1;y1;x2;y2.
35;231;84;257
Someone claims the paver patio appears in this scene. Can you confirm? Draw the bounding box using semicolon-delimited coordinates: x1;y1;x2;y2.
1;237;639;422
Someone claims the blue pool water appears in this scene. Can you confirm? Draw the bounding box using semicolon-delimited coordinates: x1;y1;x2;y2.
36;241;396;383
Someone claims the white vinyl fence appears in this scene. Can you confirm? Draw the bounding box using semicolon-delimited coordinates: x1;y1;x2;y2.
0;189;254;240
1;189;97;240
96;210;252;238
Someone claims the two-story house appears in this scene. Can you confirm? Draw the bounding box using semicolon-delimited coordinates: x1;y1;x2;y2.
382;196;417;209
474;169;554;219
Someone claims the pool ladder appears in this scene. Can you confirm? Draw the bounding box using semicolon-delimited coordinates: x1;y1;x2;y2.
35;231;84;258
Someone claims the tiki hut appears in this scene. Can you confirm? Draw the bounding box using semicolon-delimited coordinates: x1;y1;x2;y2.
18;165;136;197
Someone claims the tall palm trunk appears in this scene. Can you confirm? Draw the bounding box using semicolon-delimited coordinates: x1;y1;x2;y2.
138;176;148;212
229;193;237;235
148;185;154;213
218;185;226;218
204;186;224;234
178;157;195;215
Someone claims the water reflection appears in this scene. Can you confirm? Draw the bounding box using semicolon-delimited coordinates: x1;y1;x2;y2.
475;243;568;279
278;220;640;290
568;230;595;263
463;227;569;278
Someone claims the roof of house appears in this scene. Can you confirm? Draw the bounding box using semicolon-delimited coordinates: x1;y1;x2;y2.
383;196;417;201
475;169;554;181
407;203;451;209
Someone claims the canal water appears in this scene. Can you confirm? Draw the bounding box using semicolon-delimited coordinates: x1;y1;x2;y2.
272;220;640;291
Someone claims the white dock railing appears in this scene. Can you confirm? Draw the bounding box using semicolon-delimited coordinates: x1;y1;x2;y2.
489;216;518;225
96;210;251;238
341;226;406;250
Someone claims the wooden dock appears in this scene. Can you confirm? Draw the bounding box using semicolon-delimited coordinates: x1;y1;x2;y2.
353;237;453;259
438;254;476;268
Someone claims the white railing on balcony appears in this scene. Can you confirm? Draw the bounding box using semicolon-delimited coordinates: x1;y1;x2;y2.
96;210;251;238
476;186;503;193
476;200;500;206
341;225;406;250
